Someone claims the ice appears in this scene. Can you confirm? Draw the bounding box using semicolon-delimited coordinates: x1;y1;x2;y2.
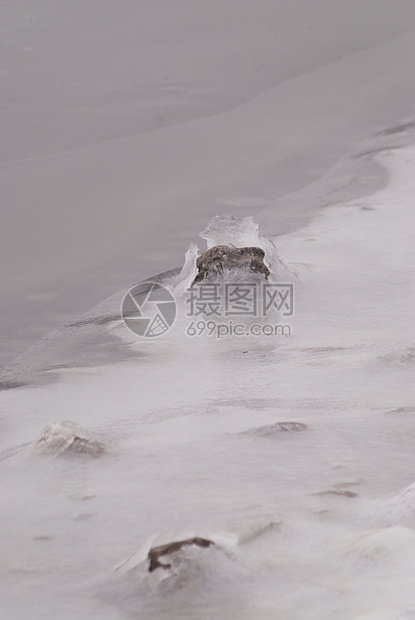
200;213;291;278
174;213;293;292
2;2;415;617
3;2;415;366
1;135;415;616
29;420;105;457
361;483;415;529
174;243;200;296
200;213;263;248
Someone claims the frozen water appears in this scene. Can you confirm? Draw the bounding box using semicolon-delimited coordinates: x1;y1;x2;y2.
1;142;415;617
174;213;293;292
2;2;415;617
200;214;264;248
3;1;415;365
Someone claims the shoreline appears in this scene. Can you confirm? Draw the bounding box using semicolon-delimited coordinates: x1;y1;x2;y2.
1;120;415;375
2;50;415;365
2;124;415;387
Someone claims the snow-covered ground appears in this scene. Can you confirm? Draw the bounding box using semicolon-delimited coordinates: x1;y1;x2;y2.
2;3;415;618
1;140;415;619
2;1;415;365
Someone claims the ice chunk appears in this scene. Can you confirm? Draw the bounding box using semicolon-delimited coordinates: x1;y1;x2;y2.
200;213;263;248
175;213;293;291
203;214;292;278
174;243;199;295
30;420;104;457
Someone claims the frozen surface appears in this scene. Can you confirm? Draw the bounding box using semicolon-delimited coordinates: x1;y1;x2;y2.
0;144;415;618
3;0;415;165
2;1;415;364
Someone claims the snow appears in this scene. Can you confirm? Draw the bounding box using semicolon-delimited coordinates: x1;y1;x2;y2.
2;2;415;617
1;142;415;618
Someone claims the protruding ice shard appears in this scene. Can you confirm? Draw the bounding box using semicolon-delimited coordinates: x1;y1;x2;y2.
200;214;263;249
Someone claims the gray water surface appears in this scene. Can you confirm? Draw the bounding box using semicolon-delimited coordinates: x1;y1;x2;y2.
2;0;415;365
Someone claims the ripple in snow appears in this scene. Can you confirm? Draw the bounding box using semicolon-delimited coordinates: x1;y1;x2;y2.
242;421;308;437
343;526;415;566
363;482;415;529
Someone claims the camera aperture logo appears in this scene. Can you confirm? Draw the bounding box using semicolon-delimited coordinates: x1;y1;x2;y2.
122;280;294;339
122;282;176;338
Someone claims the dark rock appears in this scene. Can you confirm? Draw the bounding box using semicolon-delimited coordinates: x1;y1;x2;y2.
192;245;270;285
148;537;214;573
